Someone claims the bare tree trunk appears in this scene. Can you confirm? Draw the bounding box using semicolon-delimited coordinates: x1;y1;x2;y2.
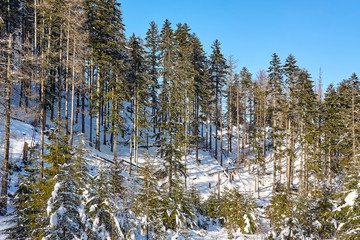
299;123;304;190
81;69;85;133
220;89;223;166
242;92;247;164
103;80;107;146
0;34;12;215
129;132;133;175
278;115;283;184
89;60;93;144
133;90;137;169
184;89;189;179
228;76;232;153
209;113;212;151
95;67;101;151
69;40;76;146
272;99;277;191
237;85;240;170
286;119;290;189
195;97;199;164
135;90;139;169
58;27;63;127
65;5;71;135
40;17;46;179
291;123;295;185
352;86;356;166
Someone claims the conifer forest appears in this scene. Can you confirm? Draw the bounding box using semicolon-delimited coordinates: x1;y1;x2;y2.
1;1;360;239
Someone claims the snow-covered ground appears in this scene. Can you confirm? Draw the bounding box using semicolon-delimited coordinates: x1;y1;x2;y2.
0;112;276;239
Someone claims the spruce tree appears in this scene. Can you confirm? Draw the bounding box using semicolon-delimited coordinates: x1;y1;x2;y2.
127;33;149;173
209;39;228;163
145;21;160;134
85;0;125;151
267;53;285;190
283;54;300;189
322;84;343;184
239;67;252;168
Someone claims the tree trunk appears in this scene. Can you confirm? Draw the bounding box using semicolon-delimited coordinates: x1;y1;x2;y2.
95;67;101;151
69;41;76;146
89;61;93;144
220;89;223;166
352;86;356;165
81;69;85;133
40;17;46;179
58;27;63;128
237;85;240;169
215;82;218;161
65;6;71;135
0;35;12;216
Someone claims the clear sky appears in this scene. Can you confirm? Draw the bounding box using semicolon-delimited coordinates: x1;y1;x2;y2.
121;0;360;89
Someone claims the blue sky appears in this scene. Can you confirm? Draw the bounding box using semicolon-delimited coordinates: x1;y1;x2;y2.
121;0;360;89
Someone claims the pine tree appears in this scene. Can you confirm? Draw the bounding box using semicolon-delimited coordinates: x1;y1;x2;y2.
85;165;125;239
337;74;360;171
322;84;343;184
145;21;160;134
267;53;285;190
127;33;149;173
85;0;125;151
133;154;164;239
209;39;228;163
189;33;208;164
294;70;318;190
43;137;92;239
239;67;252;168
283;54;300;189
157;19;187;196
4;156;39;239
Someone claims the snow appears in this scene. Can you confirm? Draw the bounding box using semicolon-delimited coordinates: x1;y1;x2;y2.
0;114;273;239
47;182;62;215
0;101;332;239
335;190;359;212
243;214;251;233
50;213;58;227
344;190;358;207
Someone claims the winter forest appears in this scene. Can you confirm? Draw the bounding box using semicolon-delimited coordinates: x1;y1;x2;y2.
0;0;360;239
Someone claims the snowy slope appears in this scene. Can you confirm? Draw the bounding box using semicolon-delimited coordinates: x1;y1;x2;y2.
0;112;278;239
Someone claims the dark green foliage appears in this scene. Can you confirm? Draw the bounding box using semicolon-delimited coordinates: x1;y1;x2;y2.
268;188;335;239
322;84;343;176
334;173;360;239
44;173;86;239
4;160;39;239
267;191;294;236
267;53;284;99
43;137;91;239
85;0;124;65
294;189;335;239
145;21;160;131
204;187;258;234
158;183;197;231
132;157;163;237
85;165;124;239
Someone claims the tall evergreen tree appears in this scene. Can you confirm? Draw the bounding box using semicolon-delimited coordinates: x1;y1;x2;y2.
145;21;160;134
267;53;285;190
85;0;125;151
209;39;228;164
127;33;149;173
283;54;300;189
322;84;343;184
